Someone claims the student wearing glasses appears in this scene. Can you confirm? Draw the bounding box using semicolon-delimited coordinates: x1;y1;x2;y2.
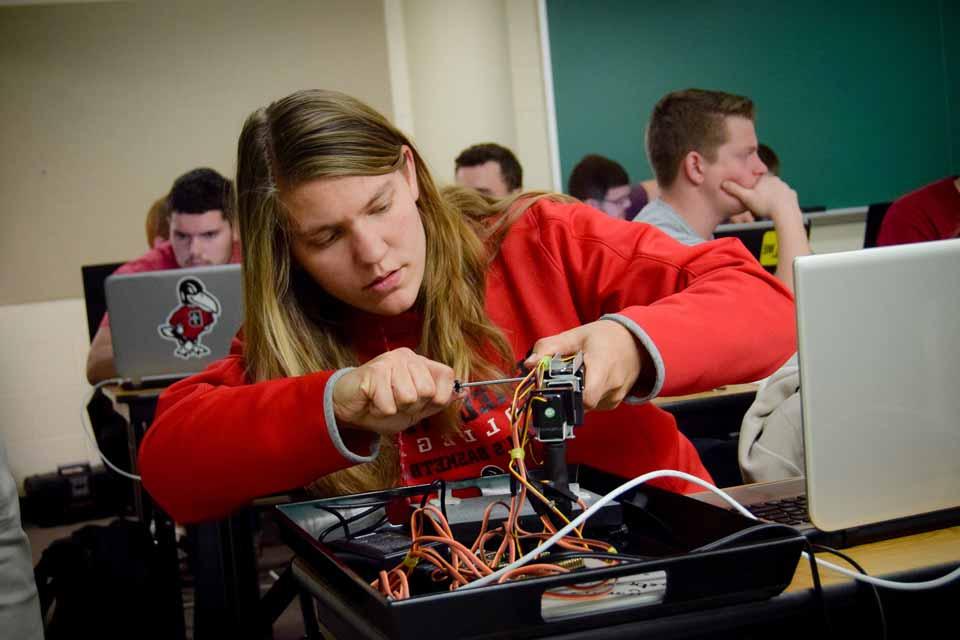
635;89;809;292
567;154;635;220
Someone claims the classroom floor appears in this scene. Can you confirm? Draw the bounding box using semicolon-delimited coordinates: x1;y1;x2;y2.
25;515;310;640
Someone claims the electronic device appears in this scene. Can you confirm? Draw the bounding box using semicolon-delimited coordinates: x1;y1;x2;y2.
104;264;243;386
23;463;125;525
693;239;960;547
527;352;584;520
276;469;804;639
714;218;812;272
272;345;806;636
451;354;587;523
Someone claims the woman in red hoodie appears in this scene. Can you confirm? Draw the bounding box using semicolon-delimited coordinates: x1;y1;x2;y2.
139;89;796;523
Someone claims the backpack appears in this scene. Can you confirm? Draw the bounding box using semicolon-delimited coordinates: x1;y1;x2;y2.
33;518;180;640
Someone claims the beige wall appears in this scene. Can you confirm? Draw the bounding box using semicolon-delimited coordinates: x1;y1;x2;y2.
809;220;866;255
0;299;97;487
392;0;553;191
400;0;517;185
504;0;555;192
0;0;394;489
0;0;392;306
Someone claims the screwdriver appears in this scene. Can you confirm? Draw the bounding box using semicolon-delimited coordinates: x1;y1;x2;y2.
453;376;526;393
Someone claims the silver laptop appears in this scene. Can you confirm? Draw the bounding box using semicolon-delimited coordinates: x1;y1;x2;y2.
105;264;243;386
693;239;960;546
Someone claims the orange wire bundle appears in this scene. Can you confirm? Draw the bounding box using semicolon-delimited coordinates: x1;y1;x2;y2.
370;358;618;599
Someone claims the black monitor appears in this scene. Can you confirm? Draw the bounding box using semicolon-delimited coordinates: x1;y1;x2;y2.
713;219;812;274
862;202;892;248
81;262;123;342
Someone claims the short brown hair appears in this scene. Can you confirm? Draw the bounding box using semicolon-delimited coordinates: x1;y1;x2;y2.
646;89;755;188
567;155;629;202
167;167;236;226
454;143;523;191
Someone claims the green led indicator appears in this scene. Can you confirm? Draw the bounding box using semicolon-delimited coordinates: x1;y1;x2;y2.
544;407;557;419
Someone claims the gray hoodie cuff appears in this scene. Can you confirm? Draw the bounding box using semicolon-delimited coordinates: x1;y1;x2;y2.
599;314;665;403
324;367;380;463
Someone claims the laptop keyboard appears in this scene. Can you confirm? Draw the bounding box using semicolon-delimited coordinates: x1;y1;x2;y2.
746;495;810;526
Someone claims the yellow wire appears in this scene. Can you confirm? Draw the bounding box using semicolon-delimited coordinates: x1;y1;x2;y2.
508;458;583;538
502;355;586;551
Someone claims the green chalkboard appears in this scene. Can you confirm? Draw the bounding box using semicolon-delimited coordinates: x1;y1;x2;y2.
547;0;958;208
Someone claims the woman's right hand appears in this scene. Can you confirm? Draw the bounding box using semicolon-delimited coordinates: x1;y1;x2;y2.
332;348;456;435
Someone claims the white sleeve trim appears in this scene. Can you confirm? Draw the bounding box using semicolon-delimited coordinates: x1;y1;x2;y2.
324;367;380;463
599;314;665;403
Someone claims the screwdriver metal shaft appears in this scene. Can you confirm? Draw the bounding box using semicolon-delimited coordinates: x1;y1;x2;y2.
454;376;526;392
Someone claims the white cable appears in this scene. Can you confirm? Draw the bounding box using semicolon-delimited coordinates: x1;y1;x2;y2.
460;469;960;592
805;553;960;591
81;378;142;481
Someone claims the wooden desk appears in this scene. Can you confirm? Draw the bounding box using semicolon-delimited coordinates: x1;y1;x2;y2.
652;382;760;406
788;525;960;591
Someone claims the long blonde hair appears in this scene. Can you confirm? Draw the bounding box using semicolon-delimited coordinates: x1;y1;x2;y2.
236;89;537;495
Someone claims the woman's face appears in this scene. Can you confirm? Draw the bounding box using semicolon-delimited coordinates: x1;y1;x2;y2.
284;146;426;316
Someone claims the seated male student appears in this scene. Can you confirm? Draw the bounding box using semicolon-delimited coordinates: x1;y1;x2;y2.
86;168;241;384
635;89;809;292
453;142;523;198
567;154;633;220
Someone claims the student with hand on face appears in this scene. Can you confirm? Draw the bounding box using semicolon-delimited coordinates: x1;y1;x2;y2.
453;143;523;199
729;143;780;224
636;90;809;292
138;89;796;523
85;168;241;384
567;154;633;220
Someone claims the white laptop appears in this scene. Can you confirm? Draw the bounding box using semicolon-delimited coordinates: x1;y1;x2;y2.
693;239;960;547
105;264;243;387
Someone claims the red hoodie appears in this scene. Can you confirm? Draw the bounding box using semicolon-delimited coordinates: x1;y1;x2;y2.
139;200;796;523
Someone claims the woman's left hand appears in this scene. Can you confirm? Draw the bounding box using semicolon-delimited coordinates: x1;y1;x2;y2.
523;319;647;411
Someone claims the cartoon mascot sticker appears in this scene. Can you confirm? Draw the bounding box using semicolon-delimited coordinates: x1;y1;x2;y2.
158;277;221;359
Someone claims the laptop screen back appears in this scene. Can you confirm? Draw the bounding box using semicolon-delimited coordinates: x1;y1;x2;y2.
715;219;811;273
105;264;243;383
794;239;960;531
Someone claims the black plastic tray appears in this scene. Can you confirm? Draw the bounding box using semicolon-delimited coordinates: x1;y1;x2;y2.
275;466;804;639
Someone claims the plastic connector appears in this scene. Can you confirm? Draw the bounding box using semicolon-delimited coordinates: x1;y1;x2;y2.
531;353;585;443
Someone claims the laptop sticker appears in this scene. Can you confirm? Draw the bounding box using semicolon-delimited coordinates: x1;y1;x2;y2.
158;276;221;359
759;230;779;266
